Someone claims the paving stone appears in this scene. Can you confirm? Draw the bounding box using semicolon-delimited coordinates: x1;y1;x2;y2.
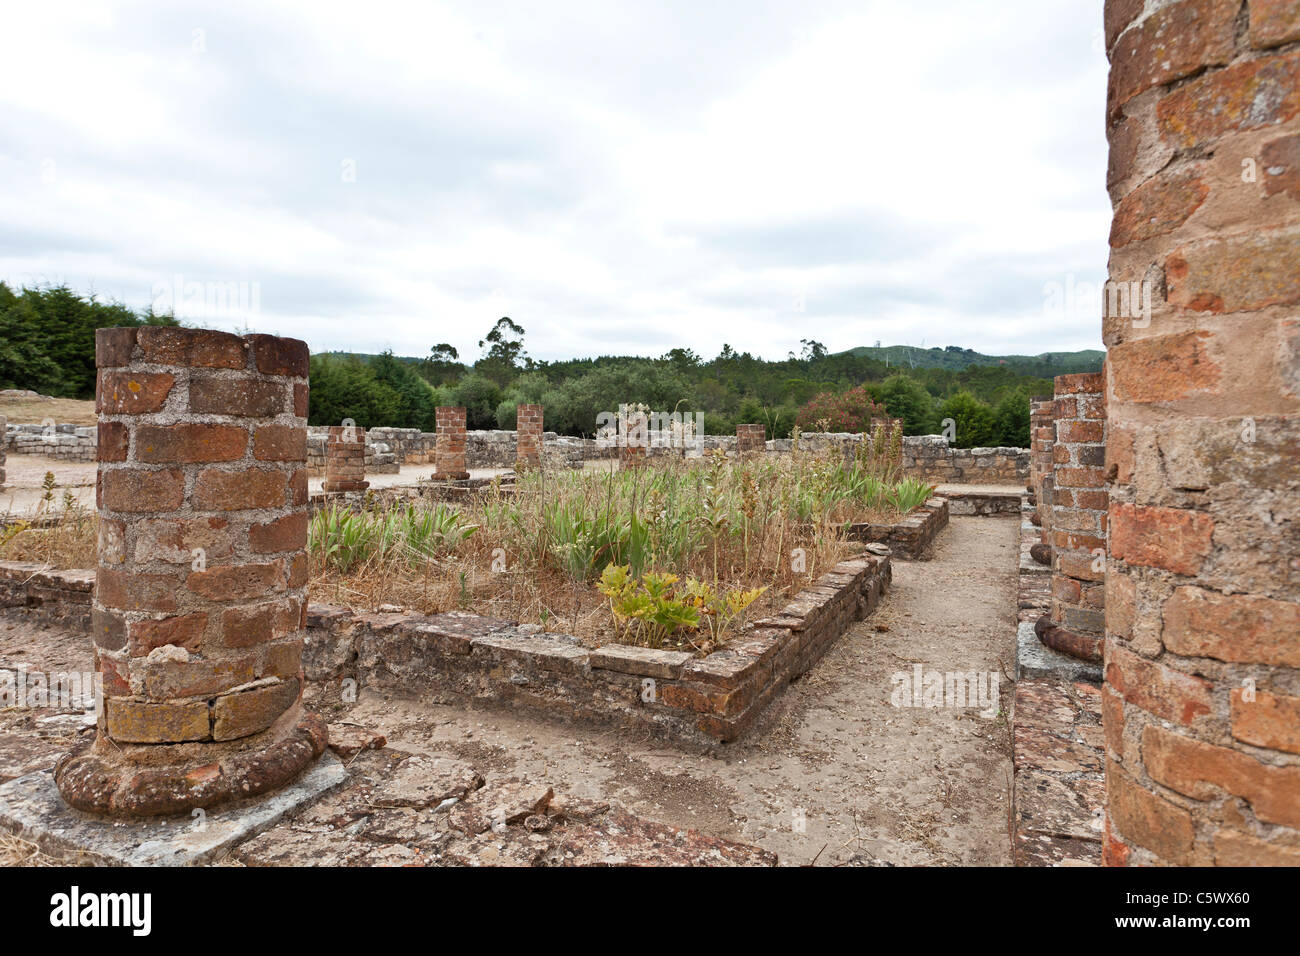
370;753;483;809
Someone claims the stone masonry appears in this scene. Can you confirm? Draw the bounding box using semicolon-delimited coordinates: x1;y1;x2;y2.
433;406;469;480
1102;0;1300;867
1038;372;1108;664
1029;395;1055;534
735;423;766;455
323;424;369;492
516;403;543;470
53;326;326;816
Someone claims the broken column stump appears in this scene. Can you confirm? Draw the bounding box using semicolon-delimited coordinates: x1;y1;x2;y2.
433;405;470;480
323;424;369;492
54;326;326;816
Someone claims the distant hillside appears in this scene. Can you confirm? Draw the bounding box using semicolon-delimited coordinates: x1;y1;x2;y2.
838;345;1104;377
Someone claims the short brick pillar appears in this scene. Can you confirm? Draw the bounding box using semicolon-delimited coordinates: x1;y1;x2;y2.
618;406;648;469
1036;372;1106;663
735;423;765;455
516;404;543;470
0;413;6;490
323;424;369;492
433;406;469;480
54;326;325;816
1101;0;1300;867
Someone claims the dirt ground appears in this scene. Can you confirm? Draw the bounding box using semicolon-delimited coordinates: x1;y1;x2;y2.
0;398;96;427
0;515;1020;866
325;514;1021;865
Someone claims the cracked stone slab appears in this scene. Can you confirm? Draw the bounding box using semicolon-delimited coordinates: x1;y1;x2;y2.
0;753;346;866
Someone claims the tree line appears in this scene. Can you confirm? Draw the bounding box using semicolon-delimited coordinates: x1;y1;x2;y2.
1;286;1086;447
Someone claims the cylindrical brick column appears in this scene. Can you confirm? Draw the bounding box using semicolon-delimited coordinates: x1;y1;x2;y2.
1101;0;1300;866
516;404;543;471
618;405;648;469
1036;372;1107;662
433;406;469;480
1029;395;1055;526
735;423;765;456
323;424;369;492
54;327;325;816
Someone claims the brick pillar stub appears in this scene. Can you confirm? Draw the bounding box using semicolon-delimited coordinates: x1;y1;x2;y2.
434;406;469;480
0;413;6;490
323;424;369;492
516;404;543;470
1101;0;1300;867
54;326;326;816
618;406;648;468
736;423;766;455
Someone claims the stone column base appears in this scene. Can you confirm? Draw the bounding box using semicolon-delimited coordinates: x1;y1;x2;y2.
322;479;370;492
432;471;470;481
54;709;327;816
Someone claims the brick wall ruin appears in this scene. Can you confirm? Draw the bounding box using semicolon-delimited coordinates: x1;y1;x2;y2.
54;326;326;816
1101;0;1300;866
735;423;766;455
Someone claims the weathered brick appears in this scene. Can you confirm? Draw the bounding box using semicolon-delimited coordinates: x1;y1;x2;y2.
252;425;306;462
1109;167;1208;247
96;568;181;613
1107;0;1237;118
1249;0;1300;49
1214;830;1300;866
187;562;285;602
1231;688;1300;755
193;468;287;511
1108;332;1220;405
1142;724;1300;828
1262;133;1300;202
137;326;246;368
212;679;299;741
96;370;174;414
95;327;137;368
1102;684;1125;761
97;421;129;462
1167;234;1300;314
248;334;309;377
1158;50;1300;149
136;423;248;463
127;612;208;657
91;607;126;651
1104;0;1145;50
190;376;287;417
106;699;211;744
1107;758;1195;864
1110;503;1214;575
250;511;308;554
293;382;309;418
1105;643;1212;726
1163;586;1300;667
219;601;297;648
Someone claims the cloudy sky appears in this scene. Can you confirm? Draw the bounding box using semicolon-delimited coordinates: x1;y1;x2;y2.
1;0;1111;363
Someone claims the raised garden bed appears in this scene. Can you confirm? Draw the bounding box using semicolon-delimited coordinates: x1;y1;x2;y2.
304;550;891;745
845;497;949;559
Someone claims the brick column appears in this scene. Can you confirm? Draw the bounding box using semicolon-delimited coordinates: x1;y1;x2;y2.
618;405;648;469
53;327;325;815
323;425;369;492
735;423;765;456
1029;396;1054;526
516;404;543;471
0;413;6;491
433;406;469;480
1101;0;1300;866
1036;372;1107;663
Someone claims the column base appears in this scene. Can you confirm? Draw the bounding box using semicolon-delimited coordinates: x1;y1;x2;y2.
432;471;470;481
1033;614;1104;664
323;479;370;492
54;709;328;816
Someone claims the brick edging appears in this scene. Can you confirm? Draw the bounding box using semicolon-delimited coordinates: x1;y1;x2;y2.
845;497;949;559
305;553;891;745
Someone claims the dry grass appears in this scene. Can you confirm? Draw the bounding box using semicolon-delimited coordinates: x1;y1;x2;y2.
0;397;97;426
0;500;97;567
0;830;64;866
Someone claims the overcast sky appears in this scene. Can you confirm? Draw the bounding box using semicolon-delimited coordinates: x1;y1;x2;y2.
1;0;1111;363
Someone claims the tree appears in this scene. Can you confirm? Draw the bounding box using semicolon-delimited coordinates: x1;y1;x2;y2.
872;375;938;435
422;343;462;385
938;391;998;448
476;317;526;385
992;389;1031;447
795;386;887;433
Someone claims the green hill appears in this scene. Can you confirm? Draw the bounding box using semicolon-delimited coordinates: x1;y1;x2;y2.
838;345;1104;377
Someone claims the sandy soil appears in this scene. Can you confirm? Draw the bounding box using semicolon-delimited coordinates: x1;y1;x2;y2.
0;398;97;426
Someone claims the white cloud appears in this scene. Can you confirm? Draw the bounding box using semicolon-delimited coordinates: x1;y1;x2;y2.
0;0;1110;361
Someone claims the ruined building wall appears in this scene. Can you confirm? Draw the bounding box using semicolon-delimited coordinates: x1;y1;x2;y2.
1102;0;1300;865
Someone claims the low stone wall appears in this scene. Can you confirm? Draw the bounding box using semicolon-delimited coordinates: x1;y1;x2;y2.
943;491;1022;516
303;553;891;746
0;562;94;629
3;424;97;461
846;497;950;559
